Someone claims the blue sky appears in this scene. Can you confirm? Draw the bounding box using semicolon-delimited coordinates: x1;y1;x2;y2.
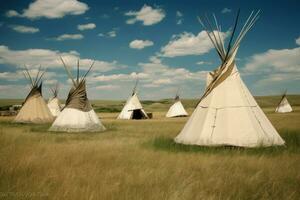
0;0;299;100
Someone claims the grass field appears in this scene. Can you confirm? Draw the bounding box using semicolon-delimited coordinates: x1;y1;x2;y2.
0;96;299;200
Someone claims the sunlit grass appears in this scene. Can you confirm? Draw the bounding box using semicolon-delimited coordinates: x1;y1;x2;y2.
149;129;300;155
0;96;299;199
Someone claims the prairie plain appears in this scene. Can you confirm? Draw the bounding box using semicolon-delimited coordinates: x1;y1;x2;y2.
0;95;299;200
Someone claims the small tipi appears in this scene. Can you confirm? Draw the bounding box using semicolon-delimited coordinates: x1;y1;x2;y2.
275;91;292;113
166;89;188;118
117;80;148;120
14;67;54;123
49;58;106;132
175;11;285;147
47;83;61;117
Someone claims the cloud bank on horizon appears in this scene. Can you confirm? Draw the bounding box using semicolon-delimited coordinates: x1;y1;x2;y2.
0;0;299;99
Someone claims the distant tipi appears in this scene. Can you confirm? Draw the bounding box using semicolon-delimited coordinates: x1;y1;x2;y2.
14;67;54;123
175;11;285;147
49;58;106;132
47;83;61;117
275;90;292;113
117;80;148;120
166;89;188;118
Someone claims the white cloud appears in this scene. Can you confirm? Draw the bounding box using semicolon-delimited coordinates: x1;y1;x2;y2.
0;45;209;99
196;61;212;65
241;40;300;91
98;29;117;38
91;72;147;83
153;78;172;85
44;79;58;85
0;71;23;80
177;19;183;25
125;4;165;26
0;85;24;94
176;11;183;17
244;47;300;74
6;10;20;17
252;72;300;96
0;85;12;90
149;56;161;64
0;69;56;83
6;0;88;19
296;36;300;45
53;34;84;41
176;11;183;25
161;31;227;57
243;46;300;93
95;85;120;90
0;45;123;72
92;74;129;82
107;31;116;38
256;73;300;86
100;14;110;19
221;8;232;14
77;23;96;31
129;40;154;49
138;60;207;95
10;25;39;33
89;58;207;99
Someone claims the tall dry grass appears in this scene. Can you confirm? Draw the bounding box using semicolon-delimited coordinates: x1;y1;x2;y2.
0;97;299;199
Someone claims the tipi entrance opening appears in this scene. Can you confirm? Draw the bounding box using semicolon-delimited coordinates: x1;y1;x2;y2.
131;109;147;119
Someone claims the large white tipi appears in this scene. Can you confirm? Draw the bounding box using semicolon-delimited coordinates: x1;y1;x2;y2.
14;67;54;124
166;90;188;118
175;11;285;147
49;58;106;132
275;91;293;113
47;83;61;117
117;80;148;120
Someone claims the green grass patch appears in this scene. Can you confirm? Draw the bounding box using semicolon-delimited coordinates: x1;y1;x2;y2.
141;100;156;105
94;107;121;113
148;129;300;155
30;124;52;132
0;121;40;128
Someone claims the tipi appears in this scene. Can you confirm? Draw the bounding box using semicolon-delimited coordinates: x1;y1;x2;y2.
166;90;188;118
14;67;54;123
47;83;62;117
175;11;285;147
117;80;148;120
275;91;292;113
49;58;106;132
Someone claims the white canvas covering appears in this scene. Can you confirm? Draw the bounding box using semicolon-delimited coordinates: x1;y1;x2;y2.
175;11;285;147
49;108;105;132
14;95;54;124
166;101;188;118
14;67;54;124
175;65;285;147
118;93;148;119
275;97;292;113
47;97;61;117
49;58;106;132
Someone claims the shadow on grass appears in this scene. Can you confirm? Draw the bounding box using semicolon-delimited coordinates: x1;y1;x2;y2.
29;122;118;134
147;130;300;155
0;120;51;130
0;121;109;137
